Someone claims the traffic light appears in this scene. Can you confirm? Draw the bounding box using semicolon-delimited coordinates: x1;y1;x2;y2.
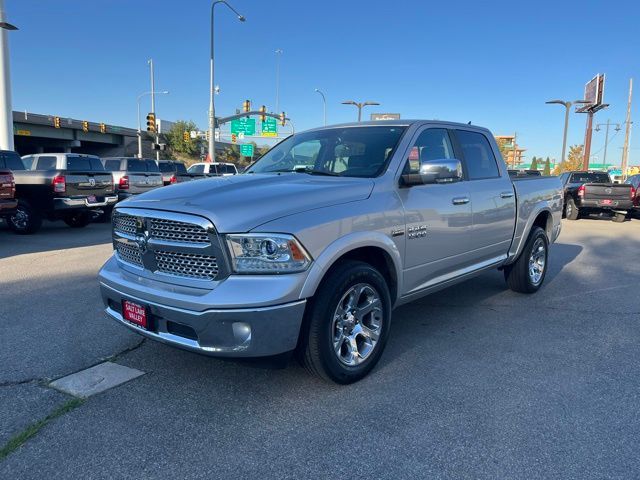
82;121;89;132
279;112;286;127
53;116;61;128
146;113;156;132
259;105;267;123
231;133;237;143
243;99;251;113
183;131;189;142
100;123;106;133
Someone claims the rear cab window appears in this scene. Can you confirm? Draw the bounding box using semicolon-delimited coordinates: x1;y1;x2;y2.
126;159;147;172
104;159;122;171
455;130;500;180
569;173;610;183
175;163;187;174
66;156;105;172
3;152;26;170
145;160;160;172
158;162;175;173
35;156;57;170
188;164;205;174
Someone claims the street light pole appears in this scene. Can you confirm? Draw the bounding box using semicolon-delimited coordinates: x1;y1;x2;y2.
342;100;380;122
137;90;169;158
275;49;283;113
0;0;17;151
148;59;161;160
315;88;326;125
209;1;245;164
545;99;590;164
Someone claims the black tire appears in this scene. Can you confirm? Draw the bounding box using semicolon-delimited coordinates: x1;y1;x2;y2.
565;197;579;220
94;205;114;223
298;260;392;384
7;200;43;235
63;212;91;228
504;226;549;294
612;213;627;223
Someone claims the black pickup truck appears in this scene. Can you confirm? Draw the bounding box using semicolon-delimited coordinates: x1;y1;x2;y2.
560;171;634;222
156;160;202;185
7;152;117;234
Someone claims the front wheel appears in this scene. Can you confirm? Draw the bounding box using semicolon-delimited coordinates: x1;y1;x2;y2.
63;212;91;228
299;260;392;384
504;226;549;294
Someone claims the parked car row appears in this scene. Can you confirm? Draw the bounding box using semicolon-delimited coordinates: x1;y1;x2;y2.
0;151;239;234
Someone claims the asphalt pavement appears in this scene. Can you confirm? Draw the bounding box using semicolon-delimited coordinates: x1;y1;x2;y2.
1;218;639;479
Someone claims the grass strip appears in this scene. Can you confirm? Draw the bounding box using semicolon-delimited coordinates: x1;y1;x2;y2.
0;398;84;461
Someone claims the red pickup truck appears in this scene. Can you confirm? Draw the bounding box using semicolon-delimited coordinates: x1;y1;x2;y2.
0;168;17;219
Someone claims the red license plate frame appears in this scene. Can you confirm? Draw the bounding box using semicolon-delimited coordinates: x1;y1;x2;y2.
86;195;97;204
122;300;150;330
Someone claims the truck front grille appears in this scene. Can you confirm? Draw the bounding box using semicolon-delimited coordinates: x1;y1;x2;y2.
149;218;210;244
115;242;143;267
112;210;224;283
155;251;219;280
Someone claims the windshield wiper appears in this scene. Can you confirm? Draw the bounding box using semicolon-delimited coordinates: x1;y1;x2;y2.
304;169;341;177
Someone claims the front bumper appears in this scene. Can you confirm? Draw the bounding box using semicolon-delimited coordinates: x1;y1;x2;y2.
53;195;118;211
101;282;306;357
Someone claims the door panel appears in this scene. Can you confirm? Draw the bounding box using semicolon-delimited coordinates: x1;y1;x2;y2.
397;128;473;295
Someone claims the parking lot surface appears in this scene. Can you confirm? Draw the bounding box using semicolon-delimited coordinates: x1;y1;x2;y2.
1;218;639;479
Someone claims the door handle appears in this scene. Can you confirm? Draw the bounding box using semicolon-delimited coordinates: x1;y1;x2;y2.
452;197;470;205
500;191;514;198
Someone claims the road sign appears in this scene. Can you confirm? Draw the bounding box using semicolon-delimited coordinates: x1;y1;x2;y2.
190;130;198;139
231;117;256;135
371;113;401;121
240;144;254;157
262;117;278;137
577;74;606;112
214;130;220;141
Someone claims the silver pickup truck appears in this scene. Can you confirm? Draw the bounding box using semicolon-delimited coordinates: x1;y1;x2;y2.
99;121;562;383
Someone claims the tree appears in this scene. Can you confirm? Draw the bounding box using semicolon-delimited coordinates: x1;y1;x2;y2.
165;120;201;158
495;137;510;162
543;158;551;176
553;145;584;174
530;156;538;170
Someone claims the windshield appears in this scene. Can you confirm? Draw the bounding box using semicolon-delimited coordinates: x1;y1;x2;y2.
246;126;406;177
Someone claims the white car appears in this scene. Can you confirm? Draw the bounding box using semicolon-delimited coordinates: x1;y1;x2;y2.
187;162;238;176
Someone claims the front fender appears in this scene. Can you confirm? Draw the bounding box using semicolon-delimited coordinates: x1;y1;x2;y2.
299;231;403;304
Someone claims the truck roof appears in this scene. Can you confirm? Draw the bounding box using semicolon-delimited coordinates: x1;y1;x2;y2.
306;120;491;134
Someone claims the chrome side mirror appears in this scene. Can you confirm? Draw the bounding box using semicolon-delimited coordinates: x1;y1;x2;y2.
401;158;463;186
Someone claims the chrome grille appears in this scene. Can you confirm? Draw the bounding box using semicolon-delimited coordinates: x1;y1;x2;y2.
149;218;209;243
115;242;143;267
154;251;219;280
113;214;137;235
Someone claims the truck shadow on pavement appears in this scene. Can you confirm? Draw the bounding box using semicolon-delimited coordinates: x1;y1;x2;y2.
0;220;112;258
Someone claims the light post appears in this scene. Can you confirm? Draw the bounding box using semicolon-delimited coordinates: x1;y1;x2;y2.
314;88;326;125
595;119;621;167
209;1;245;163
0;0;17;151
275;49;283;113
137;90;169;158
545;99;590;164
342;100;380;122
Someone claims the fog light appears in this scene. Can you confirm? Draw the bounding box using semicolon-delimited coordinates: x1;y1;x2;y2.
232;322;252;344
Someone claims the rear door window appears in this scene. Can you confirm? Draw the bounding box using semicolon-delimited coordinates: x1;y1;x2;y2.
188;164;205;174
35;156;57;170
455;130;500;180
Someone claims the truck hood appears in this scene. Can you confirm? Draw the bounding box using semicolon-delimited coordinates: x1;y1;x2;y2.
120;173;374;232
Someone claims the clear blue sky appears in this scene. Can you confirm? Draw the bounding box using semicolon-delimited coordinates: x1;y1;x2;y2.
7;0;640;165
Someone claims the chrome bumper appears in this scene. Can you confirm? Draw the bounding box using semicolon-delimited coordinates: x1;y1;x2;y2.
54;195;118;210
100;282;306;357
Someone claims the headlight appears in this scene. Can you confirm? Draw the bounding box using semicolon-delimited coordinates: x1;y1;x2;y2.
226;233;312;274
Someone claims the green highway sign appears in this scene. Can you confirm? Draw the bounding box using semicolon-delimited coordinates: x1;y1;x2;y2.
231;117;256;135
261;117;278;137
240;144;254;157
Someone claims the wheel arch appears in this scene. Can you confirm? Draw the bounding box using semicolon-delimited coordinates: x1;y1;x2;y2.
299;232;402;305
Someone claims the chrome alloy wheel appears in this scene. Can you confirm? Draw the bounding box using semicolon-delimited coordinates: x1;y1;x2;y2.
528;237;546;285
331;283;383;366
9;207;28;230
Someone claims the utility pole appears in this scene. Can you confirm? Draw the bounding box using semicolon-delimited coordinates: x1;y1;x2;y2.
275;49;283;113
595;119;621;168
621;79;633;181
0;0;17;151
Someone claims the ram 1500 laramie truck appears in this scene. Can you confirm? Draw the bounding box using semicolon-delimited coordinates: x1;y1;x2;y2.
8;152;117;234
99;121;562;383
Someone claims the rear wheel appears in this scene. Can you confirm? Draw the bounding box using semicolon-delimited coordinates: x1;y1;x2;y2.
504;226;548;294
299;260;392;384
565;197;579;220
63;211;91;228
7;200;42;235
612;212;627;223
